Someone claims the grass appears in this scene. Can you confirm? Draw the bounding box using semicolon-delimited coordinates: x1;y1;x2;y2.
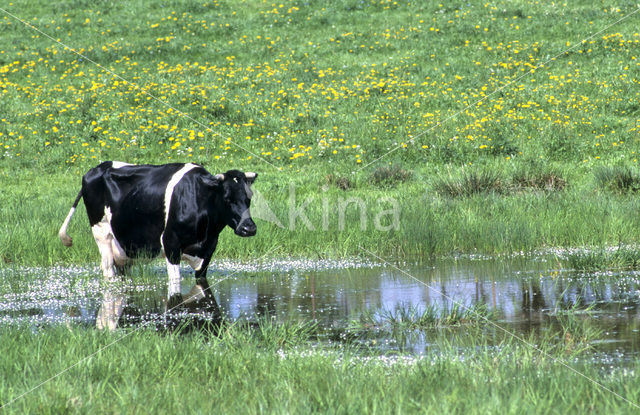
510;162;567;192
0;0;637;172
433;167;505;197
5;166;640;264
369;165;413;187
434;161;568;197
0;320;637;414
2;1;640;411
350;303;495;331
323;173;353;190
0;0;639;263
244;315;319;350
594;166;640;194
565;246;640;271
553;309;604;355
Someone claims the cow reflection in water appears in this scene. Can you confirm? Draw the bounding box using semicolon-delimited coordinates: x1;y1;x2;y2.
95;283;223;331
96;289;126;330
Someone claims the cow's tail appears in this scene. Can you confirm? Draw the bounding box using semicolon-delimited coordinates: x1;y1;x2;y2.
59;190;83;247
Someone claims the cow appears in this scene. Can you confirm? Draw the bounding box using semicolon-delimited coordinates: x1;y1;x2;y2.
58;161;257;313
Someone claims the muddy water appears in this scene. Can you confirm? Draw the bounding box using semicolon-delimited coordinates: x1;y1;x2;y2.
1;257;639;356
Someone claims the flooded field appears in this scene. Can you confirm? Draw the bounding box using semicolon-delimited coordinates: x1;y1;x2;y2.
1;256;639;358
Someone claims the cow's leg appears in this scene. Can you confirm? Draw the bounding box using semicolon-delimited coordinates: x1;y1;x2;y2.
97;241;115;280
92;213;123;328
92;223;115;281
115;264;130;277
194;266;211;297
165;257;183;309
162;229;185;309
112;235;130;278
193;263;221;317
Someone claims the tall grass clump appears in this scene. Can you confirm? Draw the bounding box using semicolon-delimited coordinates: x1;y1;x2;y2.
434;168;504;197
510;164;567;192
554;311;603;356
323;173;353;190
566;246;640;271
594;166;640;193
351;303;494;332
370;165;413;187
242;316;318;350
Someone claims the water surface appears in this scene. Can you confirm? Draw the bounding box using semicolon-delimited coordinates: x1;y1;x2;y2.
1;256;639;357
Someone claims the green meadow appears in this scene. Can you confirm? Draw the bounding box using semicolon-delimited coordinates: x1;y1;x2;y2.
5;163;640;265
1;0;640;412
0;0;640;263
1;319;639;414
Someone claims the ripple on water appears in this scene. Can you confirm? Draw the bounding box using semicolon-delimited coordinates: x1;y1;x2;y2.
0;258;380;327
1;256;639;364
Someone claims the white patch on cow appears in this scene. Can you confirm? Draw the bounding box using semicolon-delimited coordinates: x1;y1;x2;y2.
163;163;198;227
91;207;117;280
98;207;130;266
160;163;198;252
91;207;130;278
182;253;204;271
233;177;238;183
166;258;181;298
58;207;76;247
111;161;133;169
214;173;225;181
245;172;256;181
111;237;129;266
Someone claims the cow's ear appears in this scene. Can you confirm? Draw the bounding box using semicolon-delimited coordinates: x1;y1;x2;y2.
245;172;257;185
200;173;225;188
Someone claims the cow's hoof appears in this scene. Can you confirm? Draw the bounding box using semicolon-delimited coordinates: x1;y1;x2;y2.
183;285;206;305
198;296;222;316
166;293;185;311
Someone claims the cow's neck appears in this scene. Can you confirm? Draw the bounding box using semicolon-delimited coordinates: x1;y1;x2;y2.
208;192;230;236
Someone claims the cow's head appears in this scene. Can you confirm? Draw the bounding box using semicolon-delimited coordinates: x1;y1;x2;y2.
205;170;258;237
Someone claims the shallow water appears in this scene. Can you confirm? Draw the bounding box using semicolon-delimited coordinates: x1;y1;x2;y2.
1;257;639;357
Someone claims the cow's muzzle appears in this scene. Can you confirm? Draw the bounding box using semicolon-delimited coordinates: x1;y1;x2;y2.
235;220;257;237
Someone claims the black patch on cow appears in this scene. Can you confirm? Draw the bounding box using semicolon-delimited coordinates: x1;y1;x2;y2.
79;161;257;269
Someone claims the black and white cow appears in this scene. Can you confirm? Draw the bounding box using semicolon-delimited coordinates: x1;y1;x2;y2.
58;161;257;308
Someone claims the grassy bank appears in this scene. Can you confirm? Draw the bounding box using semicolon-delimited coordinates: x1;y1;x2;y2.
1;320;637;414
3;165;640;265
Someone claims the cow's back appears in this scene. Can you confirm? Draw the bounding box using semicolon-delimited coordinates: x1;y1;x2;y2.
82;162;189;258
